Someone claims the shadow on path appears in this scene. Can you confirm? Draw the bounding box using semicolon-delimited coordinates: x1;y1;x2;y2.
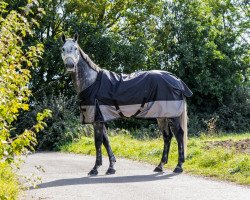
33;172;179;189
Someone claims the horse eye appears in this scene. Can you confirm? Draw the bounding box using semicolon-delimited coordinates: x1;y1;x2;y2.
62;47;65;52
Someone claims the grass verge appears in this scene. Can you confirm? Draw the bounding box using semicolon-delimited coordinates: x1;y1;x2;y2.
0;162;20;200
60;132;250;185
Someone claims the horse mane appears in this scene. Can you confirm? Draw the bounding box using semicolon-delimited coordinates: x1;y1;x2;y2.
79;47;100;72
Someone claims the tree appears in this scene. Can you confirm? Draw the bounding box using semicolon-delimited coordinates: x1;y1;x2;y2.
156;0;249;112
0;1;51;163
6;0;249;135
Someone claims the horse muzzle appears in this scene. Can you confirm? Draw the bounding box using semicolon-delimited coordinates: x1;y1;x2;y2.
65;57;76;72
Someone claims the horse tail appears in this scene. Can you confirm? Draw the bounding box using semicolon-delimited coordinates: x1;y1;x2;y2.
180;98;188;158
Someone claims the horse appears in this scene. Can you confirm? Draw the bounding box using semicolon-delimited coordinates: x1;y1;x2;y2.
61;33;193;176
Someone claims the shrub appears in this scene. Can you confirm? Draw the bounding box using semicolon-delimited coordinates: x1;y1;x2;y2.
216;88;250;132
0;1;50;164
188;87;250;135
0;162;19;200
15;93;92;150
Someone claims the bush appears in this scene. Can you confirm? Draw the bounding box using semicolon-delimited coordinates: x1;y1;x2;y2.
0;2;51;199
0;1;50;164
15;93;92;150
0;162;19;200
188;87;250;135
107;118;160;139
216;88;250;132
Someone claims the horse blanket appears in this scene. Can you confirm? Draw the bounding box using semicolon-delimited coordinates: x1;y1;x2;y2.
78;70;193;124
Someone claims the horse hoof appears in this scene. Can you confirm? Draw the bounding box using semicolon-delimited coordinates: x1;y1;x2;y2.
106;168;116;175
88;169;98;176
173;166;183;173
154;166;163;172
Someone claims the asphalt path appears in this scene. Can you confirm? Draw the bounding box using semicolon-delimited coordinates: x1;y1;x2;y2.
19;152;249;200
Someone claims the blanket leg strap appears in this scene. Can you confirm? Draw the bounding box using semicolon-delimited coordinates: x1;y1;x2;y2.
114;100;126;118
132;97;147;117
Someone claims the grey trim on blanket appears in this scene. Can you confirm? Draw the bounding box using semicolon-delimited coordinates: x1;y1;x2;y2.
80;100;184;124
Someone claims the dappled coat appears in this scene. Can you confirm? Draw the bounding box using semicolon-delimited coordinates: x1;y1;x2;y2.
78;70;193;124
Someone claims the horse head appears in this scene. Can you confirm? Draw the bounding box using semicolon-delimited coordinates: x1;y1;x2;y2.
61;33;79;73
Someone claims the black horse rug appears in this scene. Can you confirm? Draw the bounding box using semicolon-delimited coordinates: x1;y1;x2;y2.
78;70;193;123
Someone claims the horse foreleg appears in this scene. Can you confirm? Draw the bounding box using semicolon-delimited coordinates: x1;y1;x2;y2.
88;122;103;176
169;117;185;173
102;125;116;175
154;118;173;172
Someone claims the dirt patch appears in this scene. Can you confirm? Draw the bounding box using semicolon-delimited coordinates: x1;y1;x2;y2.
206;139;250;154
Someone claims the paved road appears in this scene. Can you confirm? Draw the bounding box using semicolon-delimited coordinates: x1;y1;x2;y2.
19;152;249;200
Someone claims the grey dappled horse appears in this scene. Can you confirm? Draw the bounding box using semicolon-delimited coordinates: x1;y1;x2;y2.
61;33;192;175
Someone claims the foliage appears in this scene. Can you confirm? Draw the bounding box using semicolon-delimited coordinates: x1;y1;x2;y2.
48;0;250;133
34;94;90;150
0;162;19;200
188;87;250;134
158;0;249;114
6;0;249;140
215;88;250;132
60;132;250;185
15;93;92;150
0;1;51;163
108;121;161;139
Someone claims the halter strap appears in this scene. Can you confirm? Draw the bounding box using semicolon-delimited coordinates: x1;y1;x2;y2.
61;53;80;64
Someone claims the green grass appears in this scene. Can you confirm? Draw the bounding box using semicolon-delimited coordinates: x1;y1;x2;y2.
60;132;250;185
0;162;20;200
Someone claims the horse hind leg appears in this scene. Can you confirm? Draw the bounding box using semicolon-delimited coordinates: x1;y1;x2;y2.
154;118;173;172
168;117;185;173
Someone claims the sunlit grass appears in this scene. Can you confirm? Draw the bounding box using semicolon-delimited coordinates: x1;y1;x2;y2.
60;132;250;185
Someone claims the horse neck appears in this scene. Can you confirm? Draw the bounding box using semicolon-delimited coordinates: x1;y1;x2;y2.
71;55;98;94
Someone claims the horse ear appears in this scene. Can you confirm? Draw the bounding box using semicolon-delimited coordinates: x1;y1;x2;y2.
74;33;78;42
61;33;66;43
